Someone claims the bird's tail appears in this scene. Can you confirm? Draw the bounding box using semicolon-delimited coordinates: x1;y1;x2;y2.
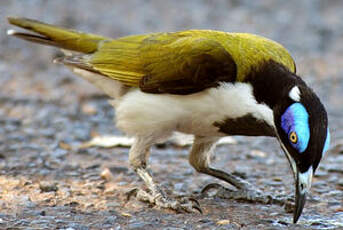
7;17;108;53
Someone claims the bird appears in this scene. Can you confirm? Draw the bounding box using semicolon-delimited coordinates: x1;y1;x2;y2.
7;17;330;223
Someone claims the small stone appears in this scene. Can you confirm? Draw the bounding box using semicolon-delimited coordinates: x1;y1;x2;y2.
128;222;150;229
59;141;73;150
120;212;132;217
174;183;185;192
104;215;117;225
31;219;50;225
106;201;120;208
272;177;282;182
67;223;89;230
14;219;30;226
82;103;97;115
100;168;114;181
284;202;294;213
217;219;231;225
248;150;267;158
104;185;117;194
109;166;128;174
314;169;328;177
39;181;58;192
162;228;184;230
52;149;68;159
328;167;343;174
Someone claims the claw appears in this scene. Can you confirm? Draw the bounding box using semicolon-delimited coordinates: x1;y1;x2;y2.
125;188;139;201
201;183;233;196
179;196;202;213
191;202;203;214
188;197;201;208
129;187;203;214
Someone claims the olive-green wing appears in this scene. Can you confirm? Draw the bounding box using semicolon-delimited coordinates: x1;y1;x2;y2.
87;32;237;94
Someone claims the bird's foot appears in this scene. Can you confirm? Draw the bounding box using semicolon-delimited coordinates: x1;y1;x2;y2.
201;183;293;208
126;187;202;213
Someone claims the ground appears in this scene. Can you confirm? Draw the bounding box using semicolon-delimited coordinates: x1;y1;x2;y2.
1;1;343;229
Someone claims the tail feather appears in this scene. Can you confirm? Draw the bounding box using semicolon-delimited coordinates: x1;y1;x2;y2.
54;55;102;75
7;30;59;47
7;17;109;53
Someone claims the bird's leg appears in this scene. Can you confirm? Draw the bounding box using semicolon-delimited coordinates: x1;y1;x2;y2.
189;136;252;190
189;136;287;205
127;137;201;213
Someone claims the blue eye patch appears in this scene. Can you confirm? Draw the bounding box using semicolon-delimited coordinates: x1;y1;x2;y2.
281;103;310;153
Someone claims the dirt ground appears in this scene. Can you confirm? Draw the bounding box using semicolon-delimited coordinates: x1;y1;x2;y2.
1;1;343;229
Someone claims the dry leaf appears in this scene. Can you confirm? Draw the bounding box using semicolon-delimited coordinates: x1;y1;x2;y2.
80;132;236;149
216;219;231;225
120;212;132;217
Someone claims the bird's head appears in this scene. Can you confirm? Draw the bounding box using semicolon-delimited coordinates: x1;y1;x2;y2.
273;84;330;223
247;60;330;223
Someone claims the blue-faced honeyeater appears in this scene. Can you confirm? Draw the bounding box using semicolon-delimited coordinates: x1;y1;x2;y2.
7;17;330;223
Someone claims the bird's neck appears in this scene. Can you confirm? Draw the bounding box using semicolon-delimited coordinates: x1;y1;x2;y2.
243;60;300;109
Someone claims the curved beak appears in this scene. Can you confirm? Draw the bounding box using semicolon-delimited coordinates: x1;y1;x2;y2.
278;140;313;223
293;167;312;223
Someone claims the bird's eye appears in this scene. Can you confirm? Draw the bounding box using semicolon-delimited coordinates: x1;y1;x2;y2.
289;131;298;144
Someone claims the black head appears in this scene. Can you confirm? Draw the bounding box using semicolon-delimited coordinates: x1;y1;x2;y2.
246;60;330;223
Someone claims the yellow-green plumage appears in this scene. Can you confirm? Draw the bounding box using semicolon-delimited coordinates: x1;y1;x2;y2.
8;17;296;90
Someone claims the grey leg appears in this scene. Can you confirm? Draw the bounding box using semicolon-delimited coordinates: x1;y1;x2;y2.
189;136;293;207
128;137;201;213
189;136;252;190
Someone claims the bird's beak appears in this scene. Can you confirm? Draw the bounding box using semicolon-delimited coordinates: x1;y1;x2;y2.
278;139;313;223
294;166;313;223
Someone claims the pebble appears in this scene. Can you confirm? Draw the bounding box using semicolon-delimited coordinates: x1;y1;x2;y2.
39;181;58;192
67;223;89;230
128;222;151;229
109;166;129;174
284;202;294;213
100;168;114;181
327;167;343;173
106;201;120;208
103;215;117;225
314;169;328;177
31;219;50;225
162;228;184;230
52;148;68;159
82;103;97;115
173;183;185;192
248;150;267;158
2;2;343;230
217;219;232;225
14;219;30;226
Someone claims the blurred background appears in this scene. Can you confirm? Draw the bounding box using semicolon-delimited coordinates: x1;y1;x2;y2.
1;1;343;229
1;0;343;118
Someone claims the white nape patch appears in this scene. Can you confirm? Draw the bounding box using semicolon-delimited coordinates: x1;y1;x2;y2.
115;82;275;138
7;29;16;35
289;86;301;101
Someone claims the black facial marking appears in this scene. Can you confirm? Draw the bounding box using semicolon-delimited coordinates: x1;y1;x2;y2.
244;60;301;108
213;113;275;137
244;60;328;173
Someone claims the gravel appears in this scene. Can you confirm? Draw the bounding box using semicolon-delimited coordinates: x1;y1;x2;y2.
1;0;343;229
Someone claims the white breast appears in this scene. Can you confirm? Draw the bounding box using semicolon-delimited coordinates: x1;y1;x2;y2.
114;82;274;139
